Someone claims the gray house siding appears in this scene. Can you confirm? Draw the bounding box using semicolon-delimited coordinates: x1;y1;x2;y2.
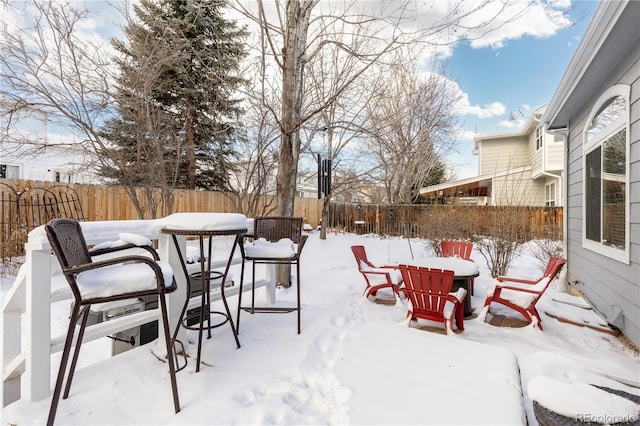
564;46;640;345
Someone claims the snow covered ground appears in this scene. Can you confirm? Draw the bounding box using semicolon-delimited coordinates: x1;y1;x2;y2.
1;231;638;425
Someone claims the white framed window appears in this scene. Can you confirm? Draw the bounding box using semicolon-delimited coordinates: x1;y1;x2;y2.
545;182;556;207
535;126;543;150
54;170;74;183
0;164;21;179
582;85;630;264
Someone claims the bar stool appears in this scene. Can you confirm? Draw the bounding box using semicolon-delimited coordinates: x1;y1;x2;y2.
236;217;307;334
45;219;180;426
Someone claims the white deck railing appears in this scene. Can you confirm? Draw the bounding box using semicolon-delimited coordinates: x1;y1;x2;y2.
1;218;268;408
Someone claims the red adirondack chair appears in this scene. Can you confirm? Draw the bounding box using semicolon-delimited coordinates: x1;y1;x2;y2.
480;256;567;330
398;265;467;334
440;240;476;295
351;245;402;301
440;240;473;260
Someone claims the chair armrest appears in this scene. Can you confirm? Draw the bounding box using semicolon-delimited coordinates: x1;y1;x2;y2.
65;255;162;276
361;269;393;278
66;255;173;294
493;283;542;294
89;244;160;261
497;276;538;284
452;287;467;303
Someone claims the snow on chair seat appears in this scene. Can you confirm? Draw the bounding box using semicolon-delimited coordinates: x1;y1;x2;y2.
479;256;567;330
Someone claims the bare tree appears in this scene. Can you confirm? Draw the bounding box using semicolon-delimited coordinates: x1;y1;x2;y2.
2;0;247;218
473;167;533;277
224;15;283;217
1;0;114;168
232;0;568;284
225;94;279;217
234;0;574;216
1;0;180;218
362;61;461;204
301;23;387;239
233;1;418;217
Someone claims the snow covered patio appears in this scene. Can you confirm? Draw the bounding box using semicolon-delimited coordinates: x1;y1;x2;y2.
2;218;639;425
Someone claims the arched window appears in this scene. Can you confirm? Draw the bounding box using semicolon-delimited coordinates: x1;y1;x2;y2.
582;85;629;263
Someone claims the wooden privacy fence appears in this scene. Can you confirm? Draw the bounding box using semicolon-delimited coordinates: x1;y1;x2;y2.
327;202;563;241
0;179;322;260
1;179;563;262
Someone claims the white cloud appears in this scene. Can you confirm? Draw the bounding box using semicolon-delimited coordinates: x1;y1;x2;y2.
463;101;506;118
406;0;572;55
497;118;525;129
422;75;506;119
466;2;572;49
553;0;573;9
461;129;478;140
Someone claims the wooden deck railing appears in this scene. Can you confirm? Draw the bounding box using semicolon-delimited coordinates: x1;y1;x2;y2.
1;217;270;408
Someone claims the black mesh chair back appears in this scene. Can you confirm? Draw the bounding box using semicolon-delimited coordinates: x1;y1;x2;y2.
254;217;305;244
236;216;308;334
47;219;92;269
44;218;180;425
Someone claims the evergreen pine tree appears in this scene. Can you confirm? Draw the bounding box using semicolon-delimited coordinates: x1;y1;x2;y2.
100;0;247;192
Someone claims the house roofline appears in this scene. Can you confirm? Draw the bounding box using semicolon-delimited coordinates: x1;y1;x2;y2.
420;165;531;195
543;1;629;129
474;105;546;143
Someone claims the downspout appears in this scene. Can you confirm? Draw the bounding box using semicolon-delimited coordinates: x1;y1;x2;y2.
546;125;569;292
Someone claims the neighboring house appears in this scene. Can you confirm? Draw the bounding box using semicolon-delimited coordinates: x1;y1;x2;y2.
1;141;98;184
420;105;564;207
1;101;98;184
542;1;639;346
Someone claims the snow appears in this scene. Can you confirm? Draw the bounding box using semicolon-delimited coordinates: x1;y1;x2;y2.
244;238;296;258
92;233;153;250
160;212;248;231
528;377;639;420
76;260;174;298
358;261;403;285
396;256;480;276
484;276;549;310
1;231;639;425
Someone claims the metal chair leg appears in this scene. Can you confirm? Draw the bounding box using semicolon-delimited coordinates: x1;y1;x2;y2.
250;261;256;311
47;303;85;426
236;260;245;333
63;305;91;398
296;261;301;334
159;295;180;413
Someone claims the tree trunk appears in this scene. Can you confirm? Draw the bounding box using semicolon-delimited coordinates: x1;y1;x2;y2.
275;0;315;286
186;108;196;190
320;194;330;240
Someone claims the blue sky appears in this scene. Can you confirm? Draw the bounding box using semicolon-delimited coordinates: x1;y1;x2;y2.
5;0;600;182
444;1;599;178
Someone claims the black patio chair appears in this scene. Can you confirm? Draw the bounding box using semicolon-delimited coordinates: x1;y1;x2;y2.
45;218;180;425
236;217;308;334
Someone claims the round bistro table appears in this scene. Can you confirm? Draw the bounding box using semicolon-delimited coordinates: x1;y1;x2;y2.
162;226;247;372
